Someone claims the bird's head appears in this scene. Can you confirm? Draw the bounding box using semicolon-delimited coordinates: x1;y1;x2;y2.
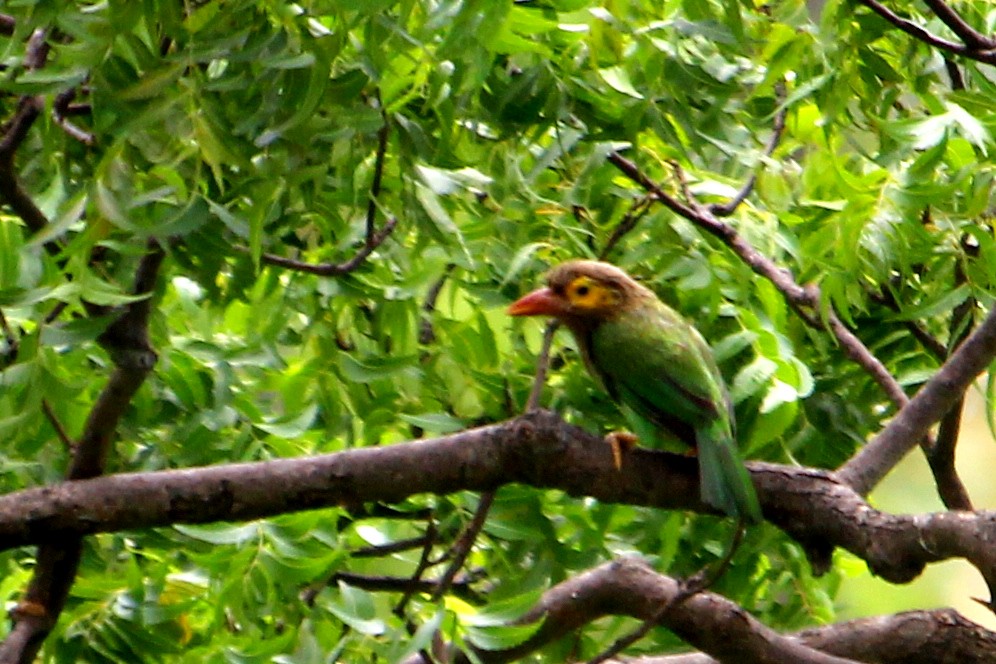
508;260;647;322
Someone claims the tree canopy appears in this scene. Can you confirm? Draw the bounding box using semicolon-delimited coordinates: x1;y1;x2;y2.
3;0;996;662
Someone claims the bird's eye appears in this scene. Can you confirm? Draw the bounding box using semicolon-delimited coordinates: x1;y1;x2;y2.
575;284;589;297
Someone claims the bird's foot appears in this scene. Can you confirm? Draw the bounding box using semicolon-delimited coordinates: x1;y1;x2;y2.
604;431;638;470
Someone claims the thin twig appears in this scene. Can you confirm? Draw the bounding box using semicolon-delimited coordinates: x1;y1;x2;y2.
944;58;966;91
825;309;909;411
430;491;496;602
353;534;434;559
255;217;398;275
709;91;788;217
867;287;947;361
0;308;17;365
599;195;654;260
366;102;389;243
926;255;976;510
394;522;439;616
333;571;484;604
253;107;396;276
525;322;559;412
419;264;455;344
607;151;812;304
0;31;56;250
53;87;94;146
41;400;73;451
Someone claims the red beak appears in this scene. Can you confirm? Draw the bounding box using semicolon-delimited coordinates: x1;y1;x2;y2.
508;287;566;317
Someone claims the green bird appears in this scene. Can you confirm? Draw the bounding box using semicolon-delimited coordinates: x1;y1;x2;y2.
508;259;761;523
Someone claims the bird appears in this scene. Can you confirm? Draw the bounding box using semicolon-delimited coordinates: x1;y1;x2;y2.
508;259;761;524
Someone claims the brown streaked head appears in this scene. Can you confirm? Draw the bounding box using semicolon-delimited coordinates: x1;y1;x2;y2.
507;260;649;321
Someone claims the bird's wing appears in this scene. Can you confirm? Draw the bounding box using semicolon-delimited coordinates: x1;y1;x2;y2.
590;301;726;436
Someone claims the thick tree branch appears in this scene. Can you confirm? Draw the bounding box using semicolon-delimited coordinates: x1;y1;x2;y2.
622;608;996;664
838;304;996;495
5;411;996;604
465;556;862;664
401;557;996;664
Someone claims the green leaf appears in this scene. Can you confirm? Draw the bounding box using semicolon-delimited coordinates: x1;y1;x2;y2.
255;404;319;438
174;523;262;546
467;620;544;651
599;66;644;99
399;412;465;434
885;284;970;322
731;356;777;404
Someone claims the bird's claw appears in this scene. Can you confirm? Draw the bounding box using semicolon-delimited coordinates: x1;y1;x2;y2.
604;431;638;470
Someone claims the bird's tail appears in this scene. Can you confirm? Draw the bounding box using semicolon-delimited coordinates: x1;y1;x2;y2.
697;420;762;524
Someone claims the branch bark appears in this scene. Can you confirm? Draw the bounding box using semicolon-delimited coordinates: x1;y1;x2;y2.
838;304;996;495
4;411;996;604
400;557;996;664
0;243;164;664
856;0;996;64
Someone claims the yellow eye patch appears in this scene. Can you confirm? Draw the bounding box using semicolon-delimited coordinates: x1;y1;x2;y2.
566;276;620;309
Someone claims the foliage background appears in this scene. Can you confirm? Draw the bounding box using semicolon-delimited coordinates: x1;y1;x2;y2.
2;0;996;661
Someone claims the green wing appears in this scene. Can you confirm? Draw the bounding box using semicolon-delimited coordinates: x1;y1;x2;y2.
589;300;761;522
589;300;727;441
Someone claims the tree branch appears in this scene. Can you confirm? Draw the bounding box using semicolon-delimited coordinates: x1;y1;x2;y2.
925;256;977;511
0;30;58;254
921;0;996;50
431;491;495;602
607;151;813;306
855;0;996;65
0;14;15;36
419;263;455;345
401;557;996;664
0;242;164;664
6;411;996;604
837;303;996;496
620;609;996;663
525;321;559;411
